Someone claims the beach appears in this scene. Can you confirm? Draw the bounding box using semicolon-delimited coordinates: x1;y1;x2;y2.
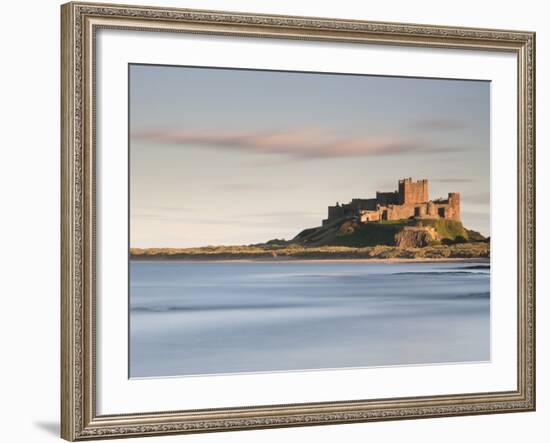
130;242;490;262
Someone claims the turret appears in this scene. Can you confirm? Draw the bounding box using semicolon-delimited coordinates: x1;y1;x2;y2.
448;192;461;220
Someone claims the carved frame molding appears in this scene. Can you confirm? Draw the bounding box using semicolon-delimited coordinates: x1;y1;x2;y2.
61;2;535;440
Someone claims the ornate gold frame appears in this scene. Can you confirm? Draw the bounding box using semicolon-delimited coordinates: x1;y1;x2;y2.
61;2;536;440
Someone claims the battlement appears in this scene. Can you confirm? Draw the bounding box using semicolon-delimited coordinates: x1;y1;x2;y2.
398;177;428;184
323;178;460;226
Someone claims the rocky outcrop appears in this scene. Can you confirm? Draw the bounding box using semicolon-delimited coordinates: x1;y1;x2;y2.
292;216;481;248
394;226;438;248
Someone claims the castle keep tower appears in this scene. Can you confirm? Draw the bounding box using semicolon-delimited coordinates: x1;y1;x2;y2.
398;178;428;205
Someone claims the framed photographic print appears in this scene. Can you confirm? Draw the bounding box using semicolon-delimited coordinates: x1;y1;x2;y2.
61;2;536;440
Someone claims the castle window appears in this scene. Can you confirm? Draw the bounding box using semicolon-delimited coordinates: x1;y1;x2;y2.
438;207;446;217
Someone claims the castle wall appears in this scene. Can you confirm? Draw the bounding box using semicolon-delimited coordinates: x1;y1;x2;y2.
376;191;399;205
430;193;460;220
386;204;416;220
350;198;378;211
415;205;427;217
382;199;458;222
427;201;436;217
360;210;381;222
328;205;352;218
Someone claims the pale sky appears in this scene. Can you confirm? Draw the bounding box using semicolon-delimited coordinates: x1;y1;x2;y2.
130;64;490;248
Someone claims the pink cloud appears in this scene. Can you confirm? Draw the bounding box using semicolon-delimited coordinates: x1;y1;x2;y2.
132;127;456;159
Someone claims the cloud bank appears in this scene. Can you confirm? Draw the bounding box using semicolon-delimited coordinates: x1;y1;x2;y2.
132;127;460;159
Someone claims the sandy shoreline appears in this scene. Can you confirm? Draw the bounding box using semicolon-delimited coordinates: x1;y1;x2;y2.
131;242;489;264
130;256;490;264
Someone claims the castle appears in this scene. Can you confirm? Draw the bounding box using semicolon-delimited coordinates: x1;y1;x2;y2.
322;178;460;226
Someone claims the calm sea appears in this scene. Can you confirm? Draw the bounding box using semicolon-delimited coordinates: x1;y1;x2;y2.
129;260;490;378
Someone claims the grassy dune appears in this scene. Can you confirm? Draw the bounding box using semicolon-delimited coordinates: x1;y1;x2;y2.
130;242;489;261
294;218;472;248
